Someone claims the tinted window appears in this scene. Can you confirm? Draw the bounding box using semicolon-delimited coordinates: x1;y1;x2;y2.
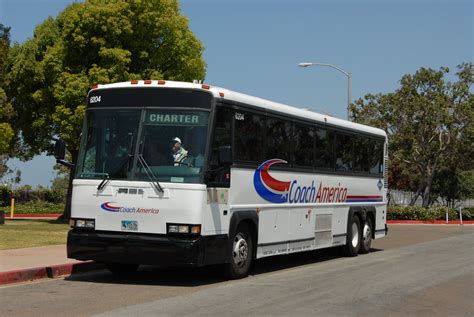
293;124;314;168
315;128;334;169
77;109;141;180
234;111;265;163
368;139;384;174
210;107;232;166
353;136;369;172
266;118;292;163
335;133;353;171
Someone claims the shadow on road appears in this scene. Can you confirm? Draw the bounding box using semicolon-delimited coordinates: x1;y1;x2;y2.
65;246;384;287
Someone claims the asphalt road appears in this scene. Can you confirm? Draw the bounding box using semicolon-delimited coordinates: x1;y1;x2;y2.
1;225;473;317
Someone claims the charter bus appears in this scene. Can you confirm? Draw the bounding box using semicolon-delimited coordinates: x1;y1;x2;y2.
55;80;388;279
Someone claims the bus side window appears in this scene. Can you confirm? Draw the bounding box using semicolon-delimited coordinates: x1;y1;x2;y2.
234;111;265;163
369;139;384;175
335;133;353;172
353;136;369;173
293;124;314;168
210;107;232;167
315;128;334;170
266;118;292;164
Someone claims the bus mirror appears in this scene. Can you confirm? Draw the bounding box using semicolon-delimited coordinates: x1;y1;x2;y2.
54;139;66;160
218;145;232;166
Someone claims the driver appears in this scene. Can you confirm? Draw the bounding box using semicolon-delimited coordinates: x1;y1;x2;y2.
171;137;188;166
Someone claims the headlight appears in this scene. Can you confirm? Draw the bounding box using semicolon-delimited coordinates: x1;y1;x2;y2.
71;218;95;229
167;223;201;235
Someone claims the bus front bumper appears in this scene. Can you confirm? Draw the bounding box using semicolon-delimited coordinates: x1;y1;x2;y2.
67;229;228;267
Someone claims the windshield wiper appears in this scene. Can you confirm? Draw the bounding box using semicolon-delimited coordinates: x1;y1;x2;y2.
138;154;164;193
97;173;110;190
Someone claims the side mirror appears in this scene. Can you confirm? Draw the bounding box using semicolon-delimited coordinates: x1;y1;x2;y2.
218;145;233;166
53;139;74;169
54;139;66;160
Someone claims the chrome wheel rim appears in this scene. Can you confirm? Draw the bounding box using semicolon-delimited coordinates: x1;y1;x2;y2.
351;222;359;248
233;233;248;268
363;222;371;246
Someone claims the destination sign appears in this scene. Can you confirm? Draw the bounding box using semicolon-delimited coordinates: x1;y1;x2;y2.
145;111;208;126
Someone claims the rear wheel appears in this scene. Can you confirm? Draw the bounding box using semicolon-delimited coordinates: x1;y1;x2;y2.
343;215;361;257
359;217;373;254
226;223;253;279
106;263;139;275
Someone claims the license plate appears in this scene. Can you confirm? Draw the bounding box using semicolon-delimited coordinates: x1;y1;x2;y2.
121;220;138;231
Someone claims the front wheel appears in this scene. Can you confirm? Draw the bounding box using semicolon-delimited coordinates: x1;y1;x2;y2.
343;215;361;257
359;217;373;254
226;224;253;279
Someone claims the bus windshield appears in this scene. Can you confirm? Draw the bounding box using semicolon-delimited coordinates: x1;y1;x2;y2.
76;109;210;184
137;110;209;183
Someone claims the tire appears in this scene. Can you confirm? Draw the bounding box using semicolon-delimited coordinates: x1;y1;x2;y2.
343;215;361;257
359;217;373;254
226;223;253;279
106;263;139;275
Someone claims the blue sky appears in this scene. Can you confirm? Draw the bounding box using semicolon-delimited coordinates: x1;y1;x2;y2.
0;0;472;187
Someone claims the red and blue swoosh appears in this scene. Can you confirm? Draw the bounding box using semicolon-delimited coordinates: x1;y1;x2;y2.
100;202;121;212
253;159;291;203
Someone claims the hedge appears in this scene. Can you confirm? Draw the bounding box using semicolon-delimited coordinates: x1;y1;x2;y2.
388;206;473;221
0;186;65;205
9;201;65;214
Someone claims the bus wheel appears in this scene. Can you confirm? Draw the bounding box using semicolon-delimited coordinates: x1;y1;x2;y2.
226;223;253;279
106;263;139;275
359;217;373;254
343;215;361;257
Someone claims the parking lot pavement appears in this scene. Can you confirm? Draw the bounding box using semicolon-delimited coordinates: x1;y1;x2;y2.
1;225;473;317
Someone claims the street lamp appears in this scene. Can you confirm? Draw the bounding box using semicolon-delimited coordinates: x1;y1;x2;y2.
298;62;352;120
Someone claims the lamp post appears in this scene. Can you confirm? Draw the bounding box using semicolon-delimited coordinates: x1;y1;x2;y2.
298;62;352;120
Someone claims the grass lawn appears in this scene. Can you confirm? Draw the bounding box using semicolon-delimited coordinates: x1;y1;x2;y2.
0;219;70;250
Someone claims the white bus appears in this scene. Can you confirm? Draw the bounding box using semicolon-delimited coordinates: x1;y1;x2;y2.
56;80;388;279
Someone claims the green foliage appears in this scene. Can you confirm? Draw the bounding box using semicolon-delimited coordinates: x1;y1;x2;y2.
14;201;65;214
13;185;65;204
5;0;206;159
352;63;474;207
387;205;473;221
0;24;15;172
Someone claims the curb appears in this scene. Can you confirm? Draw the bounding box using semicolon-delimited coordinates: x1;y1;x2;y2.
0;261;105;285
387;220;474;225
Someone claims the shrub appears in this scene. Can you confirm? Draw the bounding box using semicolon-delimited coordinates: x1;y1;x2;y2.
13;201;65;214
11;187;65;204
388;206;473;221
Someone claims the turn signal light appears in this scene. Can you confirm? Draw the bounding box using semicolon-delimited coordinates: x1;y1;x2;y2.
167;223;201;235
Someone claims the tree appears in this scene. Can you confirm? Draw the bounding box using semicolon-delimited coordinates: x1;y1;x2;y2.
5;0;206;220
0;24;15;178
352;63;473;207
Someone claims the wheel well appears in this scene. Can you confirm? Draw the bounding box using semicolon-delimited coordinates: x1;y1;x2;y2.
238;219;258;259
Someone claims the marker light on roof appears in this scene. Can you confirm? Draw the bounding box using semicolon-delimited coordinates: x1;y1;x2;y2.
144;80;152;84
202;84;210;90
131;80;139;85
219;92;225;97
90;83;99;89
158;80;166;85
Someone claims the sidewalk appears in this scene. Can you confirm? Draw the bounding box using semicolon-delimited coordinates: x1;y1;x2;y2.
0;245;104;285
